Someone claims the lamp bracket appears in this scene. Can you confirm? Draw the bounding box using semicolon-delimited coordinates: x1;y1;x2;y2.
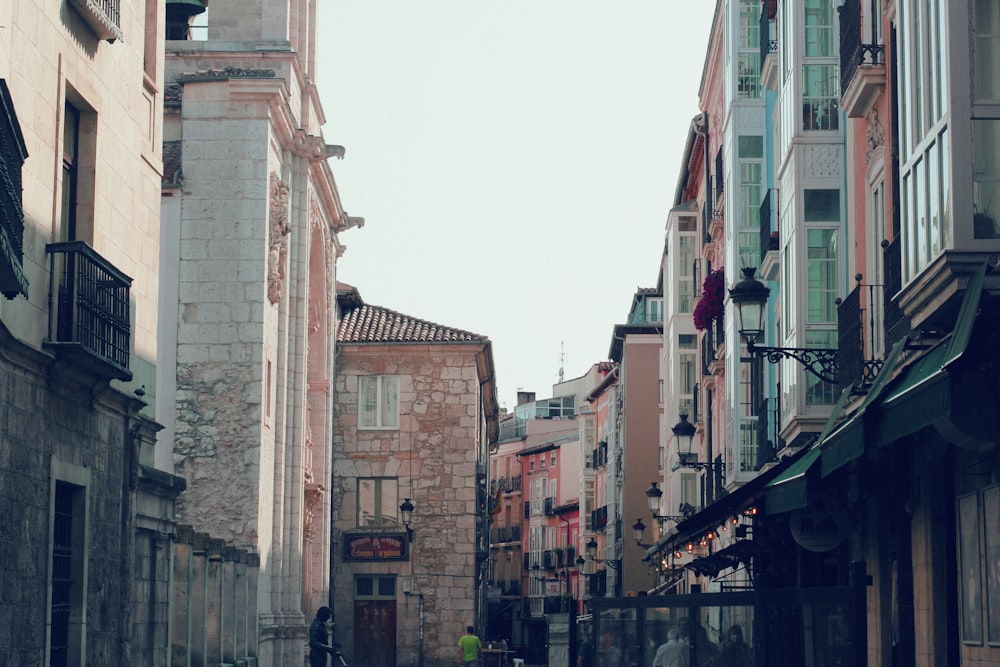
676;461;726;474
748;341;839;385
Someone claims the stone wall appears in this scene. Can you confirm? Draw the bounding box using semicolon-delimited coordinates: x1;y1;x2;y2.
333;343;489;667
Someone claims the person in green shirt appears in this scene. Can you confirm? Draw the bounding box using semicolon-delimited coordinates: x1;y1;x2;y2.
458;625;482;666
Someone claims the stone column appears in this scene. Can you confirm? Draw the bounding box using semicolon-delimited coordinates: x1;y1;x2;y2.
246;553;260;666
234;550;248;664
223;547;239;665
171;526;193;667
207;538;226;665
191;532;210;666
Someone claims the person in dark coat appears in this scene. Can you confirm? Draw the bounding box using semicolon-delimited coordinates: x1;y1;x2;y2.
309;606;338;667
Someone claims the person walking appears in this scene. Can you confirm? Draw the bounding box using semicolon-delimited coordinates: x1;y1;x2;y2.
309;606;338;667
458;625;482;667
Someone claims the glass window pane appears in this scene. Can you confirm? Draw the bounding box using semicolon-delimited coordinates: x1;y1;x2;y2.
804;189;840;222
380;376;398;427
973;120;1000;238
738;136;764;158
359;376;376;428
807;229;838;322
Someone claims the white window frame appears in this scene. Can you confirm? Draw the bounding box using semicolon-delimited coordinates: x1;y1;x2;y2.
358;375;399;430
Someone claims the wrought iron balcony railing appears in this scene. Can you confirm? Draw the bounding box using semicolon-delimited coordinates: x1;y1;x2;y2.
69;0;123;42
758;0;778;72
46;241;132;381
839;0;885;98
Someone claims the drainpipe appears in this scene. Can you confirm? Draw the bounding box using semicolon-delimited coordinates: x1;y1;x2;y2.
692;112;717;504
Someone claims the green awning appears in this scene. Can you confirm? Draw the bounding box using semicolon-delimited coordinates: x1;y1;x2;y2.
819;337;908;478
876;261;985;445
766;386;853;514
765;446;821;514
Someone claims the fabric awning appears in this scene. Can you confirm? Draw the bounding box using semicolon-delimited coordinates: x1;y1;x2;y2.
765;385;854;514
876;261;986;446
819;336;908;477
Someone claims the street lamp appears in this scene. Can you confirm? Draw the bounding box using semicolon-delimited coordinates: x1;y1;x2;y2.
729;267;839;384
644;482;688;523
585;537;620;570
400;498;415;541
632;518;655;549
671;414;725;474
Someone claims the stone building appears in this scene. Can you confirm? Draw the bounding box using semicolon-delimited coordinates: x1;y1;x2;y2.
333;284;499;667
0;0;184;664
156;0;354;664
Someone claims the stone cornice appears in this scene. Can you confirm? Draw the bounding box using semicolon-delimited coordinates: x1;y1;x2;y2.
176;66;278;83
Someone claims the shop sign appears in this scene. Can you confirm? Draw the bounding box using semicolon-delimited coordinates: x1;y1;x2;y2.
344;533;409;561
790;493;848;552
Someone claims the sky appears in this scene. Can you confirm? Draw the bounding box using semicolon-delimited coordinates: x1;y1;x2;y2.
315;3;717;411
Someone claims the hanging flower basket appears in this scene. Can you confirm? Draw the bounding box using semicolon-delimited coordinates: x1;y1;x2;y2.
693;269;725;331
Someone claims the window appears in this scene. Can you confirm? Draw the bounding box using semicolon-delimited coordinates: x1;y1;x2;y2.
804;0;835;57
806;228;838;322
679;353;696;417
50;480;86;667
739;162;763;267
976;0;1000;100
737;0;762;99
358;375;398;429
802;65;839;131
540;455;546;469
646;298;664;323
550;452;557;467
680;473;698;509
973;121;1000;239
355;575;396;599
0;79;29;298
59;94;97;244
356;478;400;528
678;235;696;312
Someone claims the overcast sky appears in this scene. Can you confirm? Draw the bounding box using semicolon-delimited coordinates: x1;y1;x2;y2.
315;3;717;411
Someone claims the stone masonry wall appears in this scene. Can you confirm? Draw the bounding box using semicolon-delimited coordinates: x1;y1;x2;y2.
333;343;487;667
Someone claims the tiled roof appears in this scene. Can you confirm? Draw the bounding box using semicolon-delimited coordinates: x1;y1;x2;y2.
338;303;488;344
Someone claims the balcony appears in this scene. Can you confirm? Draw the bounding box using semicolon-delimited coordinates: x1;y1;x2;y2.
591;505;608;531
45;241;132;381
759;0;779;90
759;190;780;281
69;0;124;42
0;80;29;300
839;0;885;118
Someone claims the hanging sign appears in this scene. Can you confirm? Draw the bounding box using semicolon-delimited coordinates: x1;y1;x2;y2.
790;493;848;552
344;534;409;561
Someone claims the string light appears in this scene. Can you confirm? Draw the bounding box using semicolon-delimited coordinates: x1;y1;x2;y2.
686;542;694;554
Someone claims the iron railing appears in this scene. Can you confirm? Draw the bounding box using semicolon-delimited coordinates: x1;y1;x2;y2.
759;0;778;73
759;189;778;265
46;241;132;380
839;0;885;97
882;236;910;350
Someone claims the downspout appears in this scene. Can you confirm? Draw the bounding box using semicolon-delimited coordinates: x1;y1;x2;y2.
692;112;717;504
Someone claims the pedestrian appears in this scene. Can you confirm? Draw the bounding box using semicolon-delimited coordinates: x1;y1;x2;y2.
577;628;594;667
309;606;338;667
716;624;750;667
652;628;688;667
459;625;482;667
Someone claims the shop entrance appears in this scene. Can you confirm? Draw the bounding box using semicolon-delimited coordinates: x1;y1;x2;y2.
353;575;397;667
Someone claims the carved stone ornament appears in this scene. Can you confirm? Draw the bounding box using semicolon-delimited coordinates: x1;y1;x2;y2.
865;108;886;164
303;482;326;544
267;173;291;304
176;67;278;83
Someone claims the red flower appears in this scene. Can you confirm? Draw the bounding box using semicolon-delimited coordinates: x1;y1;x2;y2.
693;270;725;331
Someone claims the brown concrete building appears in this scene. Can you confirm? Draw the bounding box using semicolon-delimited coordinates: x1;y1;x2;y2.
333;284;499;667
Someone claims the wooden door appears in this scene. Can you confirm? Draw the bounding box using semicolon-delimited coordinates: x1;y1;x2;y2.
353;600;397;667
